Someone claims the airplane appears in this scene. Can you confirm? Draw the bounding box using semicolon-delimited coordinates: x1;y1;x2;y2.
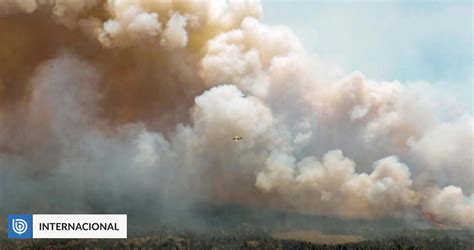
232;136;243;141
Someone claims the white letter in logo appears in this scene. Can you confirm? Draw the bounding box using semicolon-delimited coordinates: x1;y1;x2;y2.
12;219;28;235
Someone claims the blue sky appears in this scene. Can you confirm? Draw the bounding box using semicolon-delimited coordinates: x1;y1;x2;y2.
262;1;472;111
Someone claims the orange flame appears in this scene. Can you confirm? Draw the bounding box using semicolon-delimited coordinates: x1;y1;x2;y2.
422;211;445;228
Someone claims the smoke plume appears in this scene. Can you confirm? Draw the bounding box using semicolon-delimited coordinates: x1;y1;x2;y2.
0;0;472;228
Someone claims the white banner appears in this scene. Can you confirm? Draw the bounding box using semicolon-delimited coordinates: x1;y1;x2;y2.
32;214;127;239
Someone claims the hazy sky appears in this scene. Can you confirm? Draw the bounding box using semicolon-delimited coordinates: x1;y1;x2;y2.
263;1;473;111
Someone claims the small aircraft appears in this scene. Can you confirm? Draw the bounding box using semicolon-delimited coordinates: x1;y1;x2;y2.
232;136;243;141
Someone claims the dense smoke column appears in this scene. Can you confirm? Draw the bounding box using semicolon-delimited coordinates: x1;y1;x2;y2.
0;0;472;228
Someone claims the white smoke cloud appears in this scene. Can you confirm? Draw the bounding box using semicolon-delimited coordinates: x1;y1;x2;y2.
0;0;472;228
98;2;162;48
424;186;474;228
408;117;474;191
0;0;100;28
161;12;188;49
256;150;419;219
